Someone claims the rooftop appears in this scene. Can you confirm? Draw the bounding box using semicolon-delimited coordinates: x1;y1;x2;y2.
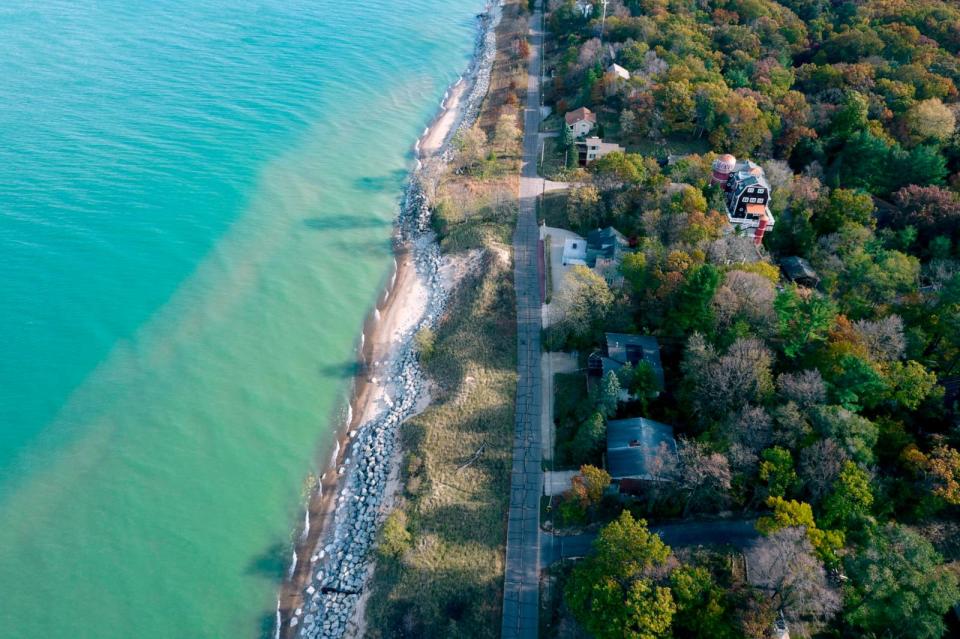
606;417;677;480
780;256;818;285
604;333;664;389
564;106;596;126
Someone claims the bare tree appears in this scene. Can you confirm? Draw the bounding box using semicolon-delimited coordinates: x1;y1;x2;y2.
683;334;774;419
747;528;841;637
724;405;774;454
577;37;602;71
643;441;680;512
771;401;812;450
776;370;826;409
678;438;732;515
712;270;777;335
799;439;848;502
852;315;906;362
707;235;762;265
493;111;522;154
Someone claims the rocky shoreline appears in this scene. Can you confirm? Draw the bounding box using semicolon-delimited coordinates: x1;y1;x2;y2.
281;3;502;638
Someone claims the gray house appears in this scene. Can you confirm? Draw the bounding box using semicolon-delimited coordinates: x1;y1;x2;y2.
606;417;678;491
780;256;819;288
588;333;665;393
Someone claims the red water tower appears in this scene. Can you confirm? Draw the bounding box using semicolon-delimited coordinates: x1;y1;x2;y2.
711;154;737;190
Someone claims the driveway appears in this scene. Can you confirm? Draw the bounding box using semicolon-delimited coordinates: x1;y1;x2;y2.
541;519;760;567
540;351;577;462
539;225;583;328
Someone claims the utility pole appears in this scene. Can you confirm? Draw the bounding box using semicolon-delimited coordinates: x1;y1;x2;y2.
599;0;609;47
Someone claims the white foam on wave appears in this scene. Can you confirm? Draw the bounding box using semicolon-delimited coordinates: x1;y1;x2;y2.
330;440;341;467
274;599;281;639
288;550;297;579
301;507;310;541
345;403;353;426
373;308;381;322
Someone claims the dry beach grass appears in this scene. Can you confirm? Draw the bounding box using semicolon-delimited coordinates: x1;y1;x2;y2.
363;1;529;636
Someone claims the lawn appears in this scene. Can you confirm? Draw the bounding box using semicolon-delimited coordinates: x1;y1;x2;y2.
538;190;570;229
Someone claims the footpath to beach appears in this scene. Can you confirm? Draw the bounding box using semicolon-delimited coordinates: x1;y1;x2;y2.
501;2;545;638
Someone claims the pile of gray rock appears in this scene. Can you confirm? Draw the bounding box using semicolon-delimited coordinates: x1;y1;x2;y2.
289;3;503;638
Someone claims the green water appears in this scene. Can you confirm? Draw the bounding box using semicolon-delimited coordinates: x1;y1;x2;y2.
0;1;480;636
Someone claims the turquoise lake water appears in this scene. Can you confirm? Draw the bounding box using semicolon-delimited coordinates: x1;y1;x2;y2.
0;1;479;636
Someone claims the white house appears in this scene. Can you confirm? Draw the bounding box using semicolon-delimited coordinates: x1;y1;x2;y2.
607;63;631;81
562;238;587;266
574;0;593;17
564;107;596;139
577;137;625;164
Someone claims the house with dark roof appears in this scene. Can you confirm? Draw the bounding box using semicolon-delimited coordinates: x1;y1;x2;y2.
710;154;776;245
585;226;628;267
606;417;678;492
780;256;819;288
588;333;665;392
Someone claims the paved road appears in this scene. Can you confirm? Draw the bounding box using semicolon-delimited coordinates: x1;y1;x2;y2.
501;3;546;639
541;519;760;567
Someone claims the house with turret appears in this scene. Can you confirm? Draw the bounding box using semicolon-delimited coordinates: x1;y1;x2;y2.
711;154;775;245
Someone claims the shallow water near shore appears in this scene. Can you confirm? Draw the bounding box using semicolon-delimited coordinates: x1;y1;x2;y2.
0;1;479;637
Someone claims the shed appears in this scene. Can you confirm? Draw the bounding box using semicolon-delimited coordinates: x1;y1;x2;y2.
780;256;819;287
606;417;677;481
607;63;631;81
562;237;588;266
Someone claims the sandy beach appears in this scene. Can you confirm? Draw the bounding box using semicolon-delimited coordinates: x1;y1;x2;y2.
419;77;468;156
274;5;501;638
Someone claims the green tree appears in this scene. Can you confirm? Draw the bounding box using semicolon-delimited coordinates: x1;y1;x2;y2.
669;264;721;335
844;524;960;639
812;188;875;236
809;405;879;467
670;565;738;639
620;252;649;295
565;512;677;639
886;360;939;410
573;412;607;463
774;285;837;358
820;460;873;531
826;354;889;411
759;446;799;498
591;151;650;185
566;184;602;230
756;496;844;567
556;265;614;346
597;370;622;418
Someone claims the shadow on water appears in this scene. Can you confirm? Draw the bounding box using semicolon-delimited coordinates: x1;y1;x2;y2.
355;168;409;192
257;610;277;639
246;541;290;582
302;215;392;232
318;361;359;379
